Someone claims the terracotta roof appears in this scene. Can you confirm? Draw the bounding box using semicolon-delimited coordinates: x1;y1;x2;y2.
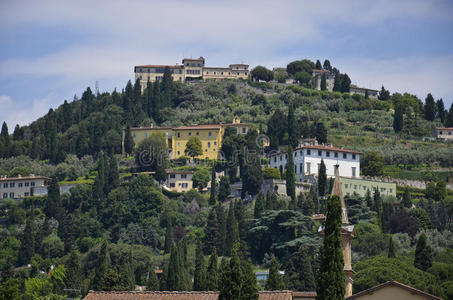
297;144;363;155
83;291;296;300
175;124;222;130
83;291;219;300
222;123;254;128
131;127;173;131
229;64;249;67
436;127;453;130
292;291;317;298
166;169;195;175
135;65;184;70
203;67;232;70
347;280;444;300
312;69;331;74
0;175;50;182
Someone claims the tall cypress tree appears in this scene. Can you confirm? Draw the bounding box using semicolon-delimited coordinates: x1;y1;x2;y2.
0;121;10;158
108;155;119;192
193;242;207;291
446;103;453;127
436;99;446;124
424;93;436;121
219;245;242;300
241;259;259;300
315;60;322;69
393;106;404;133
320;73;327;91
205;247;219;291
388;236;396;258
65;249;82;289
373;188;383;227
124;126;135;155
316;195;344;300
254;192;265;218
414;233;432;271
317;159;327;197
93;241;109;290
333;73;342;92
340;73;351;93
164;219;174;254
92;155;106;200
287;103;298;148
18;216;35;265
209;167;217;205
402;187;412;208
45;177;63;223
216;204;227;255
45;109;58;163
265;257;284;290
286;147;296;208
225;202;239;256
203;207;220;255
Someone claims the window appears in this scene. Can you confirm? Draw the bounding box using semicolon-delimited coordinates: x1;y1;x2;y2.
300;163;303;173
18;183;22;187
295;165;297;173
242;128;246;133
334;165;339;174
177;132;180;138
352;167;356;177
2;193;7;199
343;153;347;159
177;142;180;147
170;174;175;179
144;133;148;138
306;162;311;174
25;182;29;187
294;151;297;157
170;183;175;188
10;183;14;188
3;183;7;188
318;150;322;156
274;157;277;163
352;154;356;160
31;182;35;187
25;192;29;196
177;151;180;155
182;183;188;188
208;131;212;137
279;156;282;161
181;174;187;179
208;142;211;148
196;132;199;136
326;151;330;157
188;132;192;136
345;184;348;188
354;185;357;190
363;186;366;190
334;152;338;158
390;188;393;193
214;142;217;146
9;192;14;198
307;149;311;155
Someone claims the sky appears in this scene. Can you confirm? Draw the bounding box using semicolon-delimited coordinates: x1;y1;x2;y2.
1;0;453;128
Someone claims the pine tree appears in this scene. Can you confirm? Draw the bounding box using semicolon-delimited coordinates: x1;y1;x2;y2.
388;236;396;258
164;220;174;254
265;257;284;290
286;146;296;207
124;126;135;155
203;207;220;255
340;73;351;93
219;245;242;300
317;159;327;197
241;259;259;300
205;247;219;291
285;246;316;291
193;242;207;291
218;176;230;203
436;99;446;124
424;93;436;121
414;233;432;271
402;187;412;208
320;73;327;91
209;167;217;205
65;249;82;289
378;86;390;100
315;60;322;69
393;106;404;133
18;216;35;265
323;60;332;71
316;195;344;300
446;103;453;127
254;192;265;218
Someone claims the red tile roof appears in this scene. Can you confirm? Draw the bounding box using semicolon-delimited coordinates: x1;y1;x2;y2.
297;144;363;155
292;291;317;298
135;65;184;70
312;69;331;74
347;280;444;300
83;291;296;300
0;175;50;182
436;127;453;130
175;124;222;130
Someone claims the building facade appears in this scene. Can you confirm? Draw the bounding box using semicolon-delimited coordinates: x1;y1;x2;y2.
164;170;194;193
130;117;253;160
312;69;335;91
341;177;396;198
269;142;362;182
349;85;379;99
0;175;50;200
433;127;453;140
134;57;249;87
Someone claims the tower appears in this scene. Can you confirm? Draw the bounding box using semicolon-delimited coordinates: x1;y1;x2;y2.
331;165;355;297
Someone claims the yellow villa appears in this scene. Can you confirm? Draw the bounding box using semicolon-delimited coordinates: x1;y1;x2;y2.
130;116;253;160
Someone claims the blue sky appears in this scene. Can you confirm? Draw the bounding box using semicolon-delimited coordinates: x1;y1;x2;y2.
1;0;453;128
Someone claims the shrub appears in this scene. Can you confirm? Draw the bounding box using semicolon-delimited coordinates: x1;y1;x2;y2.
263;167;281;179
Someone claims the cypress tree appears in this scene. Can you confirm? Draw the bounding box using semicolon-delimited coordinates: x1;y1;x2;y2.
378;86;390;100
364;89;369;99
323;60;332;71
340;73;351;93
209;167;217;205
320;73;327;90
65;249;82;289
315;122;328;144
203;207;220;255
265;257;284;290
388;236;396;258
45;109;58;163
0;122;10;159
218;176;230;203
241;259;259;300
93;155;106;200
402;187;412;208
285;246;316;291
414;233;433;271
124;126;135;155
424;93;436;121
234;199;247;241
446;103;453;127
165;244;179;290
164;219;174;254
393;106;404;133
316;195;344;300
315;60;322;69
45;177;63;223
194;242;207;291
436;99;446;124
317;159;327;197
62;99;72;130
225;202;239;256
287;103;298;148
108;155;119;192
18;216;35;265
216;204;227;255
373;188;383;227
254;192;265;218
205;247;219;291
333;73;342;92
365;189;373;208
301;192;314;216
286;146;296;208
219;245;242;300
93;241;109;290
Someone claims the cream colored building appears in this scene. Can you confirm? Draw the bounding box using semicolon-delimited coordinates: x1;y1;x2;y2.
433;127;453;140
350;85;379;99
134;57;249;87
312;69;335;91
347;280;444;300
164;170;194;193
341;177;396;198
0;175;50;199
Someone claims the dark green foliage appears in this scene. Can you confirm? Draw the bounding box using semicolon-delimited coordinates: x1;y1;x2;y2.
287;103;298;148
251;66;274;82
320;73;327;91
219;245;242;300
315;60;322;69
0;122;10;158
373;188;383;227
225;202;239;256
393;106;404;133
344;194;374;224
164;220;174;254
424;93;436;121
388;236;395;258
65;249;82;289
284;246;316;292
134;135;168;181
361;151;384;176
193;169;210;192
45;177;63;224
254;192;265;218
124;126;135;155
267;110;287;149
164;239;190;291
265;257;284;290
206;247;219;291
301;192;314;216
445;103;453;127
317;159;327;197
436;99;446;123
323;60;332;71
241;259;259;300
414;233;433;271
378;86;390;100
341;73;351;93
286;147;296;206
204;207;220;255
402;187;412;208
18;217;35;265
185;136;203;159
193;242;207;291
147;269;159;291
315;122;327;144
287;59;314;77
241;153;263;197
316;195;344;300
